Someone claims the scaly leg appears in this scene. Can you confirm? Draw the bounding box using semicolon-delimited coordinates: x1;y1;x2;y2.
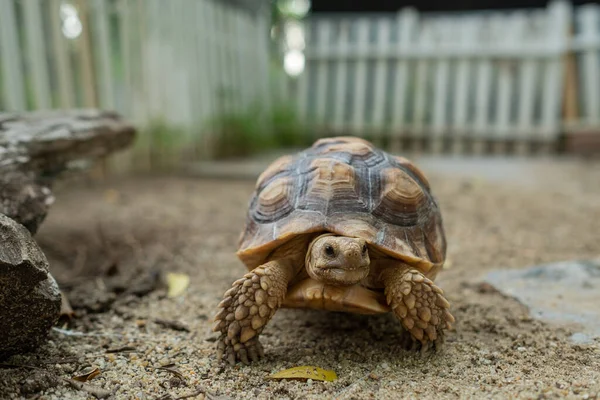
381;266;455;351
212;260;294;365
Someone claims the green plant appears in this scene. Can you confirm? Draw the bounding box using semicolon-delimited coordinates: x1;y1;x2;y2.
205;100;311;159
205;106;274;159
269;103;312;148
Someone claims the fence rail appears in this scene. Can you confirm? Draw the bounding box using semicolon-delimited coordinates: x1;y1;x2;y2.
289;0;600;154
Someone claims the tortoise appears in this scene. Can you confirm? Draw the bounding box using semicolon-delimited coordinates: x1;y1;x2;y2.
213;136;454;365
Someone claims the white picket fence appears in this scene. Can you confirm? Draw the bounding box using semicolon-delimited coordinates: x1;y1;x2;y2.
289;0;600;153
0;0;271;169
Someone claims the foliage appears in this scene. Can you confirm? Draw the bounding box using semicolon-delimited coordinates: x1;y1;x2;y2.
206;102;312;159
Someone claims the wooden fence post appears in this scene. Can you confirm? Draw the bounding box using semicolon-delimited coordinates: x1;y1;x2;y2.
0;0;26;111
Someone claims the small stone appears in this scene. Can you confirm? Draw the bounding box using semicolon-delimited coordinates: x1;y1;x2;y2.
517;347;527;352
307;379;313;387
381;362;390;370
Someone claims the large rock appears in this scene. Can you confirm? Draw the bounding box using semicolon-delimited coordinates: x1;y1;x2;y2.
0;109;136;234
0;214;61;360
484;259;600;344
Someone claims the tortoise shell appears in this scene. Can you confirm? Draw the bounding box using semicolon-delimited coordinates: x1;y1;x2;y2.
237;137;446;275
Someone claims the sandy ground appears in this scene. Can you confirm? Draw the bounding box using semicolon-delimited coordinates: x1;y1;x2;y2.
1;156;600;400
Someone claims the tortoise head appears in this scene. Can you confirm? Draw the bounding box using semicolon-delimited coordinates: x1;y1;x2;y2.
305;233;370;286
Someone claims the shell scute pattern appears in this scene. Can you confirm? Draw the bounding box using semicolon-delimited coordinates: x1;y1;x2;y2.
238;137;446;272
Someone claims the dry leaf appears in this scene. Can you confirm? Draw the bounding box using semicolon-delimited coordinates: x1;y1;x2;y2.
136;319;147;328
72;366;101;382
59;292;75;320
269;366;337;382
166;272;190;298
103;189;120;204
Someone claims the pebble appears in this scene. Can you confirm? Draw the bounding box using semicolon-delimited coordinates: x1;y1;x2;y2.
307;379;313;387
517;347;527;352
381;363;390;370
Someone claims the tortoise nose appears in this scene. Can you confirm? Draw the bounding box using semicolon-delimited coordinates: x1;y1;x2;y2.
348;243;363;259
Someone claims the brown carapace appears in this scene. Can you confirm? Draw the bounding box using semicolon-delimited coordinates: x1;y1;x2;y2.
213;136;454;365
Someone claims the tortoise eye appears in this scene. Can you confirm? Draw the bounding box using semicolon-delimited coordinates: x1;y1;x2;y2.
324;244;335;257
362;244;368;254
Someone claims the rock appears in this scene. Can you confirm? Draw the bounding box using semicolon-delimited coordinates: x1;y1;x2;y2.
484;259;600;344
0;109;136;235
0;170;54;234
0;213;61;360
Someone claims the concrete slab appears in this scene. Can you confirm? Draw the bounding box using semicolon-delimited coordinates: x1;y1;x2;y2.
484;259;600;344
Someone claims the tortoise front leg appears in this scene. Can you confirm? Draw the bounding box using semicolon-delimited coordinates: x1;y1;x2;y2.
381;265;455;351
213;260;295;365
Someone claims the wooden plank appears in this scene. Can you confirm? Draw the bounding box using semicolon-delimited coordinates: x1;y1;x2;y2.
198;0;215;118
91;0;116;110
49;0;75;109
430;18;451;153
218;2;233;113
411;19;432;154
133;0;157;172
203;0;222;156
117;0;133;117
23;0;52;109
350;18;371;133
473;15;493;154
192;0;211;124
390;8;417;153
0;0;26;110
296;20;312;123
451;17;475;154
75;0;98;107
255;8;272;113
562;25;580;127
515;13;537;155
370;17;392;143
333;19;350;131
314;20;332;132
493;15;517;153
579;5;600;125
233;11;247;112
540;0;571;150
129;0;148;125
176;0;192;129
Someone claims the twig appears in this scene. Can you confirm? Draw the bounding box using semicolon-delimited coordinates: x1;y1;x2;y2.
174;388;206;400
38;357;79;364
154;386;230;400
51;328;166;342
63;378;113;399
52;327;124;338
105;346;137;354
153;319;190;332
0;363;41;370
147;364;186;382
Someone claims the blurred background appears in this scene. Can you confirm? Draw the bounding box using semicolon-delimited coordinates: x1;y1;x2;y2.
0;0;599;174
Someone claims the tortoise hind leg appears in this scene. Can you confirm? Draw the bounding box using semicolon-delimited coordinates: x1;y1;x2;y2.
381;266;455;351
212;259;295;365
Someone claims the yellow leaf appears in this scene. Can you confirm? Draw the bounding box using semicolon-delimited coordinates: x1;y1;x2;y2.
268;366;337;382
166;273;190;298
103;189;120;204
